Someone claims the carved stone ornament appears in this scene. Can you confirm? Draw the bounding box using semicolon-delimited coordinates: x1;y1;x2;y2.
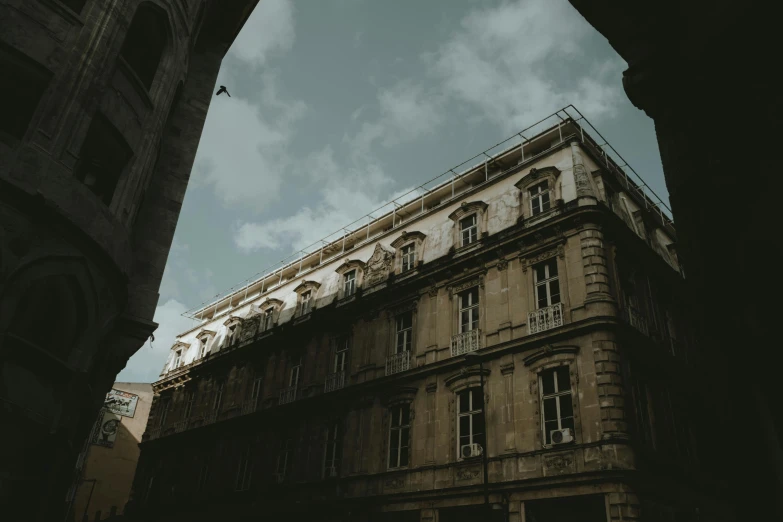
456;467;480;481
496;258;508;271
521;244;565;271
365;243;395;287
448;276;483;296
544;452;575;475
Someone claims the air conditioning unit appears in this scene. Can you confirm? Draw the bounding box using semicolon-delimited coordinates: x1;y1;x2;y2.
461;443;483;459
326;466;338;478
550;428;574;445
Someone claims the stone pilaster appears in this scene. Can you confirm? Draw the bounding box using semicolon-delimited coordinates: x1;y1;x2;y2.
593;339;629;439
580;224;613;304
425;380;437;464
500;359;516;452
608;490;641;521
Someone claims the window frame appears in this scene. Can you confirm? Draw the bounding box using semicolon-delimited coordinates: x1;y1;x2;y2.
456;388;485;459
533;258;561;309
212;381;224;412
158;397;170;427
388;403;411;469
322;422;341;478
458;287;480;333
344;269;356;297
539;365;575;446
391;231;427;275
400;243;417;273
333;336;349;373
514;166;561;222
395;311;414;354
234;446;253;492
183;389;196;419
335;260;365;300
448;201;488;251
529;181;552;216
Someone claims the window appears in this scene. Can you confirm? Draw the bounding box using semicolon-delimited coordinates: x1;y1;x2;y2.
457;388;485;456
73;114;132;205
183;390;195;419
235;447;252;491
334;337;349;373
395;312;413;353
344;270;356;297
401;243;416;272
159;398;170;427
120;4;168;89
199;338;209;358
460;214;478;246
300;290;313;315
227;323;239;346
534;259;560;309
173;349;182;369
0;42;53;140
388;404;411;469
530;182;551;216
458;288;480;333
540;367;574;445
262;309;274;331
276;438;292;480
289;358;302;388
322;423;340;478
212;381;224;412
250;375;263;407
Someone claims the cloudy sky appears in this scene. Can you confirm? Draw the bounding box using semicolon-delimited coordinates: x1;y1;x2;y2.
117;0;667;383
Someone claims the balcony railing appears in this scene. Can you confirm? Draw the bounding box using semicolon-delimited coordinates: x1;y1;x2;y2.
241;399;259;415
324;371;346;392
203;411;218;425
385;351;411;376
278;385;297;405
626;305;649;336
528;303;564;334
451;329;481;357
173;421;187;433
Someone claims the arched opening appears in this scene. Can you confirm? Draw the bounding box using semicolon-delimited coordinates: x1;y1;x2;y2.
73;113;133;206
120;3;169;90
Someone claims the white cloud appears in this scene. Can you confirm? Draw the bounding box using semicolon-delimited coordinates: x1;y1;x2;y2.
192;73;306;208
228;0;295;65
116;300;198;383
426;0;623;133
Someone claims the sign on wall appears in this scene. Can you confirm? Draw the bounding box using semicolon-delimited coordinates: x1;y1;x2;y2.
91;410;122;448
104;389;139;418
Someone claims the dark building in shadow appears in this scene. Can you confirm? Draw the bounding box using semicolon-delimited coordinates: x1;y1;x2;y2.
567;2;783;519
0;1;258;520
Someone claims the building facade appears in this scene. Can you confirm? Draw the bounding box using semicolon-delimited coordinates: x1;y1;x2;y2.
0;1;257;520
130;118;728;521
68;382;153;522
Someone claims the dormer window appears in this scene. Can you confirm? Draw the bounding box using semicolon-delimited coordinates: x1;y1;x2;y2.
294;281;321;316
391;231;426;275
344;270;356;297
263;309;274;331
254;299;283;331
530;182;551;216
460;215;478;246
301;290;312;314
173;349;182;369
448;201;488;251
400;244;416;272
198;338;209;358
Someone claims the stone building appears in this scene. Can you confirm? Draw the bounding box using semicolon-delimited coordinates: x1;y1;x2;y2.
0;1;257;520
68;383;153;521
130;116;727;521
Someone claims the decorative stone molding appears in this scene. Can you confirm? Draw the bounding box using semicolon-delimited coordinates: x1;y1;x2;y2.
390;299;418;315
335;258;367;299
447;274;485;297
520;242;565;272
515;166;562;222
293;279;320;295
500;361;515;375
543;451;576;476
523;344;579;367
391;231;426;275
445;366;490;392
496;258;509;271
455;467;481;481
425;382;438;393
364;243;395;287
380;386;418;407
448;200;489;249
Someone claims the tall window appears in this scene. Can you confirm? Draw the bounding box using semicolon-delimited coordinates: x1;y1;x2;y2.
173;349;182;368
212;381;224;412
401;243;416;272
289;358;302;388
457;388;485;456
334;337;349;373
0;41;53;139
276;438;292;480
388;404;411;469
540;367;574;445
322;423;340;477
262;309;274;331
251;375;263;407
344;270;356;297
460;214;478;246
534;259;560;309
459;288;480;333
227;323;238;346
198;337;209;358
120;4;168;89
183;390;196;419
300;290;313;315
235;447;252;491
159;398;170;427
529;182;551;216
395;312;413;353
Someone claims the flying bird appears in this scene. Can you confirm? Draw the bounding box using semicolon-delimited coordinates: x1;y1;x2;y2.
216;85;231;97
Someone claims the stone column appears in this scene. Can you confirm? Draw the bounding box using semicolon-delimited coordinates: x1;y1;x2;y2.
592;339;628;440
579;223;613;306
500;358;516;452
608;490;641;522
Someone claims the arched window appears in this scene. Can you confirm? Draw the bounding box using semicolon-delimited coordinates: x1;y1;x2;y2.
120;3;169;90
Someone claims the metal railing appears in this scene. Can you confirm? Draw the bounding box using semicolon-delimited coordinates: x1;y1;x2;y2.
626;305;649;336
324;371;346;392
386;351;412;376
451;329;481;357
182;105;674;325
278;386;297;405
528;303;564;334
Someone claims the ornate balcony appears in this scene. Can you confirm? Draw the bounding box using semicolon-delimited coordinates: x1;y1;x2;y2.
386;351;411;376
626;305;649;336
451;329;481;357
324;371;346;392
279;385;297;405
528;303;564;334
